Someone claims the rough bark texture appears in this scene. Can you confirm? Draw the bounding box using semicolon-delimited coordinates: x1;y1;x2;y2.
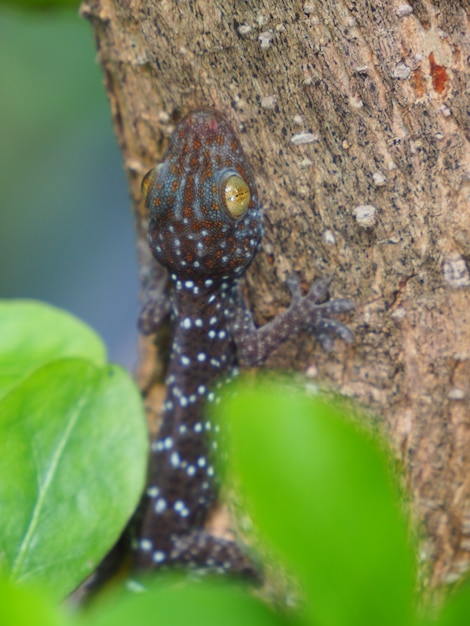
81;0;470;590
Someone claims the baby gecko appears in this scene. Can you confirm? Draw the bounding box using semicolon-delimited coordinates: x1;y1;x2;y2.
134;110;353;577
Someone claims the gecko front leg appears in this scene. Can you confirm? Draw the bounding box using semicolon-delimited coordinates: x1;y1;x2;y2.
229;275;354;367
138;259;172;335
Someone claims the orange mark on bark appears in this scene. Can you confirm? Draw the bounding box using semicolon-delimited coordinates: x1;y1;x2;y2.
412;68;426;98
429;52;449;94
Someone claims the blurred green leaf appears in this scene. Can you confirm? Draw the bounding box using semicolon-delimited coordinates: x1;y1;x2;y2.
220;382;416;626
0;0;79;9
0;358;147;598
434;577;470;626
0;300;105;399
85;577;290;626
0;577;70;626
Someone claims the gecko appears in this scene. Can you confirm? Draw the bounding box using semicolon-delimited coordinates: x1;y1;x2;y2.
133;110;354;577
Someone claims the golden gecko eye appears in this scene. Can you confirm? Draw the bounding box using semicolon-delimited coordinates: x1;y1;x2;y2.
221;172;251;219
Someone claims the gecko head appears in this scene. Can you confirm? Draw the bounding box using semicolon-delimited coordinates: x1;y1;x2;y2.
142;110;263;282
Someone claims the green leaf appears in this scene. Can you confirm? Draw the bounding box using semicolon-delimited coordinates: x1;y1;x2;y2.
0;577;70;626
0;359;147;598
0;0;80;10
435;577;470;626
0;300;105;400
220;382;416;626
85;577;289;626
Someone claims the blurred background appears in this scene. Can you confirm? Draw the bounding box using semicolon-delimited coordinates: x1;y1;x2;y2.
0;4;139;368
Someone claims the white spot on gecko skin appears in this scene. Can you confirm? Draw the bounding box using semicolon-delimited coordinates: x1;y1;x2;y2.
171;452;180;467
139;539;153;551
180;396;188;407
197;353;207;362
174;500;185;512
204;279;214;287
207;392;215;402
198;456;207;467
198;385;206;395
164;437;173;449
155;498;167;513
195;318;203;327
182;318;192;329
218;330;226;339
209;316;217;325
194;422;203;432
208;330;216;339
187;465;196;476
185;280;194;288
179;424;187;434
153;551;166;563
207;466;215;476
147;486;159;497
180;355;191;366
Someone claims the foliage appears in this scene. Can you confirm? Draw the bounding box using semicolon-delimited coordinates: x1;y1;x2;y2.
0;301;147;599
2;316;470;625
0;0;79;10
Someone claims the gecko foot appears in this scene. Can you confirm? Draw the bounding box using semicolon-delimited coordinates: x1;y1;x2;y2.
285;273;354;352
170;531;261;582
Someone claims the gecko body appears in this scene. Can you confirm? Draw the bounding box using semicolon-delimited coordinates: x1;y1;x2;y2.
134;110;353;576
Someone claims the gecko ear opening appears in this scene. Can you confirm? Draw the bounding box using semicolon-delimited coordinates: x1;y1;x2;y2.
220;170;251;220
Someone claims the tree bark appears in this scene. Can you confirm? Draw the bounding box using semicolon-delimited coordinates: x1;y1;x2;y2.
81;0;470;590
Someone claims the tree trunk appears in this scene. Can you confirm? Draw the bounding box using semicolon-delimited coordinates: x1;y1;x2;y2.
81;0;470;590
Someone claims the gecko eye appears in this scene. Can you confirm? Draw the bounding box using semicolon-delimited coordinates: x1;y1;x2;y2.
220;171;251;219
